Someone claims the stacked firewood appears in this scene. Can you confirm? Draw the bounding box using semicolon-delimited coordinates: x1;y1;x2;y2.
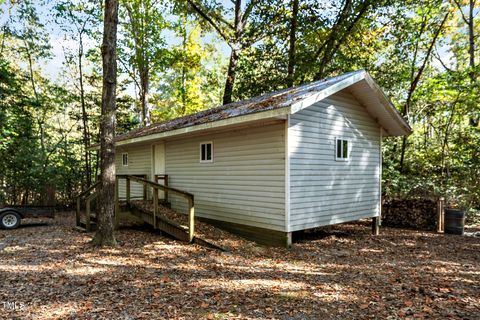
382;198;437;231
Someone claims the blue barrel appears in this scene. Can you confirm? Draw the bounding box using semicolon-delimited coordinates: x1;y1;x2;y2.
444;209;465;235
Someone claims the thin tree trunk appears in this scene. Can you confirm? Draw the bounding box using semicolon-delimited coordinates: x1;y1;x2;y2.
287;0;299;87
453;0;477;126
25;42;48;196
440;94;460;189
181;16;187;115
78;34;91;187
0;26;7;56
312;0;372;81
125;1;151;126
468;0;475;82
140;69;150;125
93;0;118;247
399;12;449;172
139;39;150;125
187;0;248;105
441;104;456;174
313;0;353;80
467;0;478;126
25;43;45;159
25;48;39;101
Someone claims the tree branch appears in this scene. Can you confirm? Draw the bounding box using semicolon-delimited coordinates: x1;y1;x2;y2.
405;12;450;115
453;0;470;25
186;0;232;42
242;0;258;24
433;46;453;73
313;0;352;61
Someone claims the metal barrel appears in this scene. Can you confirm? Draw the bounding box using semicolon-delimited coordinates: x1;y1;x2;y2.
444;209;465;235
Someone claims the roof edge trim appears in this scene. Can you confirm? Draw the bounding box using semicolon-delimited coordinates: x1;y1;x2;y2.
290;70;367;114
362;73;412;136
88;107;290;150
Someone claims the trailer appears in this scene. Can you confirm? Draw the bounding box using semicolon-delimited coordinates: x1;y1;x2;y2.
0;206;55;229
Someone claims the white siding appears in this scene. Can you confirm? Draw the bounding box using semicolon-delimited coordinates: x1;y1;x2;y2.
115;144;152;199
288;90;381;231
166;123;286;231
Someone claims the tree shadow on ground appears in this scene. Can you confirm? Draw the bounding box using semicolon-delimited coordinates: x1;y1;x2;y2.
18;222;51;229
0;212;479;319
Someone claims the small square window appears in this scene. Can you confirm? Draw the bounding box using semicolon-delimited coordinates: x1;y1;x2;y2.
335;138;349;161
200;142;213;163
122;153;128;166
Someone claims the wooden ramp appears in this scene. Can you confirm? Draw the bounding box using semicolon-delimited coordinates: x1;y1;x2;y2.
76;175;225;251
75;203;188;241
128;201;191;242
127;201;226;251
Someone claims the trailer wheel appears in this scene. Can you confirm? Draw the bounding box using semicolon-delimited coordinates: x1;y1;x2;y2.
0;211;21;229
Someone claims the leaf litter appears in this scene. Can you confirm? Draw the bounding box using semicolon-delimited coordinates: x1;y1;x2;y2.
0;212;478;319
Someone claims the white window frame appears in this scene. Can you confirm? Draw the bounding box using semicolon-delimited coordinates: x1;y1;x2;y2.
122;153;129;166
335;138;350;162
199;141;213;163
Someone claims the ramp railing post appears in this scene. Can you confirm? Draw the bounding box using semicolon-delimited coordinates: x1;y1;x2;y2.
126;177;131;204
86;197;91;232
437;197;445;233
115;178;120;229
76;197;81;227
188;196;194;242
164;175;169;203
153;185;158;228
143;174;147;201
372;216;380;235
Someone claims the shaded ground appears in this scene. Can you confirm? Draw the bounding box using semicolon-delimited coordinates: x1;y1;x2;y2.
0;213;479;319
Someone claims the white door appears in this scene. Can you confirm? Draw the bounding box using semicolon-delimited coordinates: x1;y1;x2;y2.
153;142;166;199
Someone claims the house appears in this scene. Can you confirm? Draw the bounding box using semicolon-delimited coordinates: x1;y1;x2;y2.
110;70;411;246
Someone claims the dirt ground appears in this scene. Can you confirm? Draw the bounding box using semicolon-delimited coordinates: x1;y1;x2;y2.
0;212;479;320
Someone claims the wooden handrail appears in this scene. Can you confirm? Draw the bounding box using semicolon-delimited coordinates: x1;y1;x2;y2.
77;181;101;199
123;175;194;199
85;192;98;202
76;175;195;242
76;181;100;228
116;174;147;179
85;193;97;232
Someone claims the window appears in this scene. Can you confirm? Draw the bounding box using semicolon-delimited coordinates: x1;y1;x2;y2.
200;142;213;163
122;153;128;166
335;138;349;161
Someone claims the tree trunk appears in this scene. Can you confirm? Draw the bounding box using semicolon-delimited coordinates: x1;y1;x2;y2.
0;26;7;56
468;0;475;82
222;48;239;105
223;0;242;105
287;0;299;87
180;16;187;115
78;34;91;187
25;43;48;191
140;68;150;126
93;0;119;247
467;0;478;127
125;1;151;126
